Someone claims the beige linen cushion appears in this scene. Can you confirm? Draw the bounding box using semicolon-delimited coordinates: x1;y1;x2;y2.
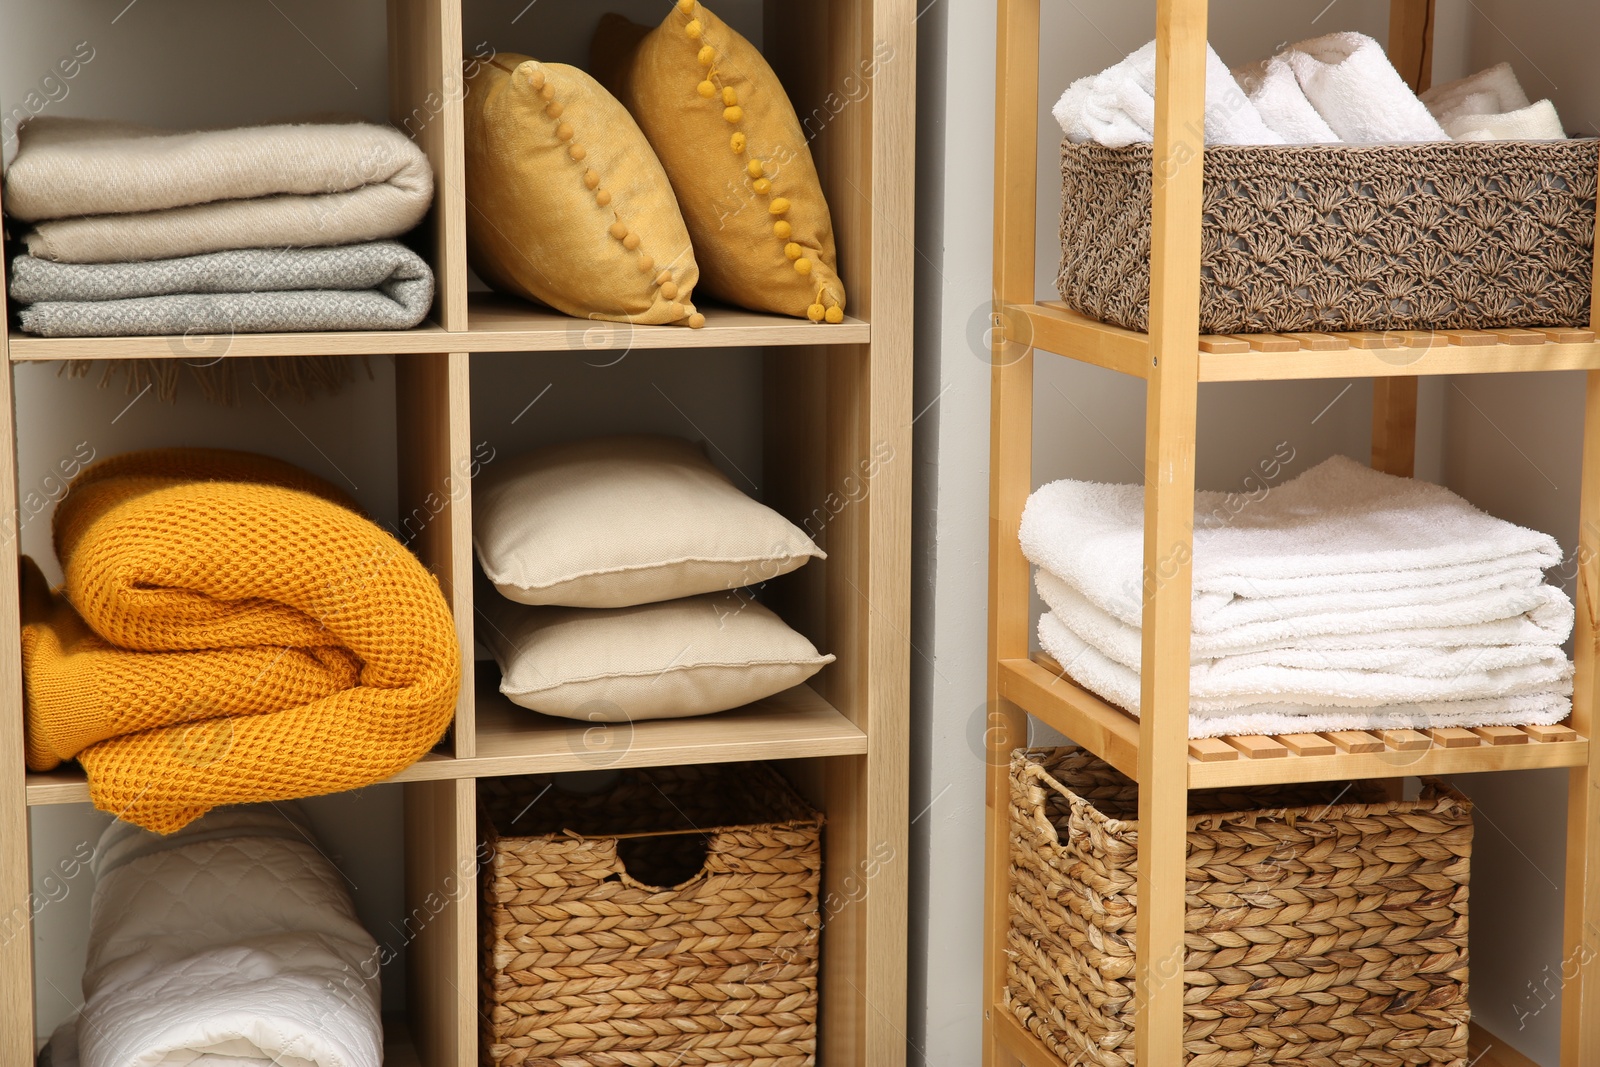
484;593;833;721
473;435;823;608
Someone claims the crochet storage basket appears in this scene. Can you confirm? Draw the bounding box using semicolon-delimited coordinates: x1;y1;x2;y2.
1058;139;1599;334
479;763;824;1067
1006;747;1473;1067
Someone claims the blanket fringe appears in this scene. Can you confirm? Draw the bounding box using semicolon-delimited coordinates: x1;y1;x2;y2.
59;356;373;405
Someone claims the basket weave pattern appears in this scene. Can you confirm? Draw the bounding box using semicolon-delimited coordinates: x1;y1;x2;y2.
1058;140;1598;334
480;764;824;1067
1006;748;1473;1067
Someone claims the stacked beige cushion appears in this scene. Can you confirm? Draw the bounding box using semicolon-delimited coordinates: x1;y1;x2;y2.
474;435;830;721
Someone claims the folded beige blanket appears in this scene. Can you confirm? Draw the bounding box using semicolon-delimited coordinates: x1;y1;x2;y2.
6;117;433;263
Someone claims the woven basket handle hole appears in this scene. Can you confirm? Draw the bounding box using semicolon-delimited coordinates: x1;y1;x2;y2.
613;833;712;890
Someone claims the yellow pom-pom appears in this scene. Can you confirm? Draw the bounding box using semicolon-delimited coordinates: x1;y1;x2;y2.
596;190;612;206
638;255;654;272
661;282;679;300
540;84;555;101
698;80;716;99
785;243;803;260
585;169;600;190
525;67;546;91
753;178;771;195
730;132;747;153
669;302;686;317
723;106;744;124
686;19;703;38
795;258;813;275
807;303;826;322
688;313;706;329
722;86;738;106
773;220;792;239
557;123;574;141
698;45;716;66
609;221;629;241
546;101;564;119
623;232;641;251
655;270;673;286
825;306;845;324
747;160;765;179
769;197;791;216
569;144;586;161
678;0;695;13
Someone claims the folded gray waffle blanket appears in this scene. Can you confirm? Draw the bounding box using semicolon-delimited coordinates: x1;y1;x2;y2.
10;241;435;337
6;117;433;263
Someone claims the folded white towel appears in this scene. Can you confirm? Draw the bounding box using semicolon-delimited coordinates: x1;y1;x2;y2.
1445;98;1567;141
1282;32;1448;142
1019;455;1563;633
1053;40;1285;147
1036;569;1574;663
1422;62;1532;124
1039;612;1572;738
1234;56;1341;144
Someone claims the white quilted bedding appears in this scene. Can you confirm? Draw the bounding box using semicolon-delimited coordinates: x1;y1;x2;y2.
46;805;382;1067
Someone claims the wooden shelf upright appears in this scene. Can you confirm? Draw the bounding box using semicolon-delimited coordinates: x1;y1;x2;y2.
983;2;1600;1065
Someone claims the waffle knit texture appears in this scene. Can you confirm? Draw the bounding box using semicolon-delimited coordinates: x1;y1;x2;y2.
21;448;461;834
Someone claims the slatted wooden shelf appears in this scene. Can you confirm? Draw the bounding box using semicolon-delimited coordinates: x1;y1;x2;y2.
1004;300;1600;381
1000;655;1589;789
5;299;869;362
23;677;867;806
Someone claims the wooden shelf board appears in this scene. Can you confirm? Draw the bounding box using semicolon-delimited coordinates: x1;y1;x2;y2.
1000;655;1589;789
1011;302;1600;381
5;298;869;363
464;294;869;352
24;679;865;806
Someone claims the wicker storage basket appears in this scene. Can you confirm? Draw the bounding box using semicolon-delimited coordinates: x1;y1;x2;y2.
479;763;824;1067
1007;747;1473;1067
1058;139;1599;334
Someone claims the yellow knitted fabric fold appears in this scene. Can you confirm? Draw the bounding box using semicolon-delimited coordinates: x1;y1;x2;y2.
22;448;461;834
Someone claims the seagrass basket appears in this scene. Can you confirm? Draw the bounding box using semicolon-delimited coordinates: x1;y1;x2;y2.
1058;139;1599;334
1007;747;1473;1067
479;763;824;1067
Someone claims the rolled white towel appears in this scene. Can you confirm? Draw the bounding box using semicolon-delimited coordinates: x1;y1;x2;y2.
1282;32;1448;142
1423;61;1532;124
1234;55;1341;143
1053;40;1285;147
1446;98;1567;141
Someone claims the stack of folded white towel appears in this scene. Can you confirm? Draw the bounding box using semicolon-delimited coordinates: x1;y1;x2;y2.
1055;31;1566;147
1020;456;1575;738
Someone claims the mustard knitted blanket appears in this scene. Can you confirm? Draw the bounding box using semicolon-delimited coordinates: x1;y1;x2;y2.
21;449;461;834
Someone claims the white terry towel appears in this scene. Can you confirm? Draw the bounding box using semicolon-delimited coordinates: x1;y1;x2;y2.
6;116;434;263
1446;99;1566;141
1234;55;1340;143
1282;32;1448;142
1053;40;1285;147
1035;568;1575;664
45;805;382;1067
1019;455;1564;634
1038;611;1572;738
1422;62;1532;125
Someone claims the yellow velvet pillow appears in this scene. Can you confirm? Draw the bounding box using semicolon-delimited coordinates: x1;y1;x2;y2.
593;2;847;323
464;54;703;328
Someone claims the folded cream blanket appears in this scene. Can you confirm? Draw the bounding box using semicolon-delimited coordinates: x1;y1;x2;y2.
11;241;435;336
6;117;433;263
1422;62;1532;125
44;805;382;1067
1053;40;1284;147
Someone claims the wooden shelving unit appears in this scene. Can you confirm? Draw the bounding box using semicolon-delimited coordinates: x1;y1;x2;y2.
984;2;1600;1066
0;1;913;1064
